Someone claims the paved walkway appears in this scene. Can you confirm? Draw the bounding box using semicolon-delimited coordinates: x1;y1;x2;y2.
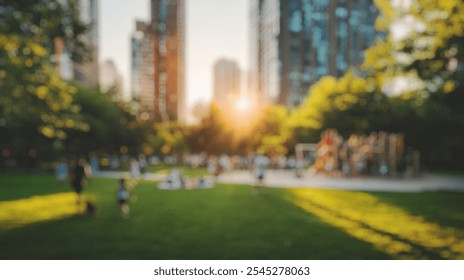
93;170;464;193
218;170;464;193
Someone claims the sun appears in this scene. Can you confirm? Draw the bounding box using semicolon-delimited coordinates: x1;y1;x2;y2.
236;96;251;111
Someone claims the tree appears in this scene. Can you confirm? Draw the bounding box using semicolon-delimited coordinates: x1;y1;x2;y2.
251;105;290;156
1;0;89;63
365;0;464;96
362;0;464;168
144;122;187;156
0;0;89;140
63;86;143;156
186;103;234;155
288;70;391;144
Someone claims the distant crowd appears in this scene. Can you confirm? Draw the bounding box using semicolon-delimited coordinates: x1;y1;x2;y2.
53;132;420;217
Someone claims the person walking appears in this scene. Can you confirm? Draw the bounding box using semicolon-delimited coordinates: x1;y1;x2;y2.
70;158;88;212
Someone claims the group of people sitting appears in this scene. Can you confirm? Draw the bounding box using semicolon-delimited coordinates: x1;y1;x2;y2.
157;169;214;190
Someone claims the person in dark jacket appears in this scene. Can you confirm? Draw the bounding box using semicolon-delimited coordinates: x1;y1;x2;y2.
71;158;88;211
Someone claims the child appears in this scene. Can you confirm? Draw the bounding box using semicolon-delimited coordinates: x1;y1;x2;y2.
117;178;130;218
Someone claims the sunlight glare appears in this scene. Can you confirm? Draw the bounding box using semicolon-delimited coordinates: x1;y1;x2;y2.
236;96;251;111
290;189;464;260
0;193;78;231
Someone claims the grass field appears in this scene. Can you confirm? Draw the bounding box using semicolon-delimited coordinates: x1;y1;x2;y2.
101;164;209;176
145;165;209;176
0;173;463;260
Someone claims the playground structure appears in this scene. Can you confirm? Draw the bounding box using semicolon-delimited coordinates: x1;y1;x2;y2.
298;129;421;177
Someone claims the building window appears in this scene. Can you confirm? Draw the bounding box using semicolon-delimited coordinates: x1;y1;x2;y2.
289;11;302;32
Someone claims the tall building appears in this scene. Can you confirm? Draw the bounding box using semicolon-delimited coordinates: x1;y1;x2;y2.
213;59;241;106
74;0;99;87
153;0;186;122
131;20;155;115
131;0;185;122
250;0;379;107
55;0;99;87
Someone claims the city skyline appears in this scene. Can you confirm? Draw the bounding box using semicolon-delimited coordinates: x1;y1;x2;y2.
100;0;249;111
102;0;381;114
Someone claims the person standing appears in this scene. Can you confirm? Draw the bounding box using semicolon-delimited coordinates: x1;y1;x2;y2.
253;153;269;195
71;158;88;212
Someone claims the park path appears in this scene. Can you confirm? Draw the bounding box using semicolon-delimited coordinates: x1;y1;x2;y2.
93;170;464;193
218;170;464;193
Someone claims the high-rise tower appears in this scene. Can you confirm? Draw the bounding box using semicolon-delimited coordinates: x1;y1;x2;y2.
131;21;155;117
55;0;99;87
150;0;185;122
213;59;241;106
131;0;185;122
250;0;379;107
74;0;99;87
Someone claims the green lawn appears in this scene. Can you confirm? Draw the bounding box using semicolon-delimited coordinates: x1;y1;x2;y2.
146;164;209;176
101;164;209;176
0;174;463;260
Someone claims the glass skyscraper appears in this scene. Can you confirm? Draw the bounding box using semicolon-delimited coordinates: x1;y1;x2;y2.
250;0;379;107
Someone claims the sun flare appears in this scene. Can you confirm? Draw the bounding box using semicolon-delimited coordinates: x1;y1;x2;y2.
235;96;251;111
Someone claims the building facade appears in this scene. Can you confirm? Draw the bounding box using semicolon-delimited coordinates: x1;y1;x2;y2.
250;0;379;107
56;0;99;87
130;0;185;122
131;21;156;116
74;0;99;86
213;59;241;106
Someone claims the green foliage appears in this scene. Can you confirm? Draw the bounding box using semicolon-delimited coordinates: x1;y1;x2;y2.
185;102;292;156
367;0;464;94
364;0;464;168
1;0;90;62
0;0;90;140
289;71;391;143
63;86;143;156
145;122;188;156
251;105;290;156
0;34;87;139
186;103;234;155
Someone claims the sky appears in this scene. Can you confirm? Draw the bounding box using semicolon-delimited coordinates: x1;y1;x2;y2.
99;0;249;109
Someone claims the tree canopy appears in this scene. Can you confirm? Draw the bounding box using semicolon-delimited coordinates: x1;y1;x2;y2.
0;0;89;140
